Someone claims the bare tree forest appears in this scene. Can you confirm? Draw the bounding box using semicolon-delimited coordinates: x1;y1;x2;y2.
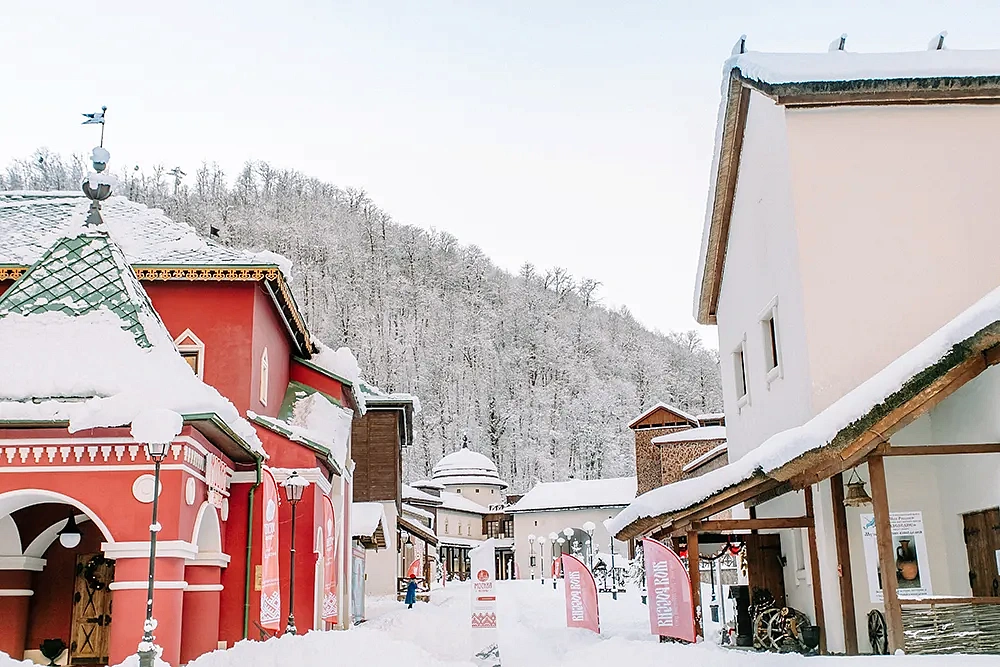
2;150;722;491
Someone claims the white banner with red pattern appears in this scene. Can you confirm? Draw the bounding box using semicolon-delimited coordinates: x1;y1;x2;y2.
470;539;501;666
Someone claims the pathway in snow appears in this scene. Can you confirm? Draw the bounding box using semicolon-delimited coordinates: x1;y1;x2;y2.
168;581;1000;667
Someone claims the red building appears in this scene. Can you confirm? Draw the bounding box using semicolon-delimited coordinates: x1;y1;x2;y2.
0;184;363;665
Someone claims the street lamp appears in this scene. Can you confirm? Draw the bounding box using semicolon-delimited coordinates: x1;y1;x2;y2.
138;440;169;667
609;535;618;601
527;534;536;580
550;532;560;589
282;471;308;635
58;515;82;549
537;535;547;585
582;521;596;570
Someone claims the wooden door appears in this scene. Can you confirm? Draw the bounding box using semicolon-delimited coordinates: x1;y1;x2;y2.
745;533;787;607
963;508;1000;597
70;554;115;664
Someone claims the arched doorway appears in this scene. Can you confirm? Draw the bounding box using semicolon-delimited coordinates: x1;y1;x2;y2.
0;490;114;665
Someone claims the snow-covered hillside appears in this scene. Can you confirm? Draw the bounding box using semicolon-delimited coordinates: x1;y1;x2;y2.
1;152;722;490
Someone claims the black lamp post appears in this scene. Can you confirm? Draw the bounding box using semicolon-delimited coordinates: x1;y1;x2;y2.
138;441;170;667
538;536;546;585
609;536;618;601
282;471;307;635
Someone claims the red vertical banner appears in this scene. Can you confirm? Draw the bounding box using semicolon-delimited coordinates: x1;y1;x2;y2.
322;495;338;623
406;557;422;579
259;469;281;630
561;554;600;633
643;537;696;643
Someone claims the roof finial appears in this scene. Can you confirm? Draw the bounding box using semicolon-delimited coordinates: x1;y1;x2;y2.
461;433;469;450
731;34;747;57
928;31;947;51
829;33;847;52
82;144;116;226
81;106;107;147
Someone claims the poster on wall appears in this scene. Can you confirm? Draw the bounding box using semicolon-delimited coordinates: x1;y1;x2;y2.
351;542;366;624
861;511;933;603
470;539;501;667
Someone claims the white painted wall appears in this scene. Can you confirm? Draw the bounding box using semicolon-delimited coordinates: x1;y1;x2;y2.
445;484;504;508
364;501;399;596
785;104;1000;412
511;508;628;581
715;91;813;464
437;509;484;540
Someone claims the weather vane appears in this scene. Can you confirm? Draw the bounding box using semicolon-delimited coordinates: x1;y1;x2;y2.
82;106;107;147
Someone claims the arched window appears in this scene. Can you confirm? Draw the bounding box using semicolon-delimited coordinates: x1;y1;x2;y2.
259;347;269;406
173;329;206;379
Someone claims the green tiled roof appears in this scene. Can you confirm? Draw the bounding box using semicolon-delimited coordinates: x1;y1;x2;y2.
277;380;341;421
0;229;160;348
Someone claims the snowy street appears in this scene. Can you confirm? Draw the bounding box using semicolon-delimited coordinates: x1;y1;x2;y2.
176;582;999;667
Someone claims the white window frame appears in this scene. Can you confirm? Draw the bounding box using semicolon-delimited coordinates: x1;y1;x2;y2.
259;347;269;407
173;328;206;380
733;336;750;412
758;296;783;387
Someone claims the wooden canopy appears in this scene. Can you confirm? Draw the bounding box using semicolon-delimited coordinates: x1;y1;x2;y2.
615;322;1000;541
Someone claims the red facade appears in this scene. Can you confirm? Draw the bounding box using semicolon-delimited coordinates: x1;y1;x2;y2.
0;271;355;666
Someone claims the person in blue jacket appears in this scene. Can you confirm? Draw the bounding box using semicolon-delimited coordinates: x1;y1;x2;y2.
404;575;418;609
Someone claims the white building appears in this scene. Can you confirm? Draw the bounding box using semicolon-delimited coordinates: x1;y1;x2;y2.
611;44;1000;656
507;477;635;580
418;445;514;579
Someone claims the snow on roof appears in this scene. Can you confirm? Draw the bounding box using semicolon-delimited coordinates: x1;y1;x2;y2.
627;402;698;428
696;412;725;421
402;503;435;522
613;280;1000;536
250;392;353;471
402;484;443;506
730;48;1000;87
507;477;637;513
411;479;444;490
352;502;388;538
432;446;507;489
682;444;729;474
438;535;486;549
438;491;489;515
651;426;726;445
0;193;293;278
307;343;421;416
0;227;263;454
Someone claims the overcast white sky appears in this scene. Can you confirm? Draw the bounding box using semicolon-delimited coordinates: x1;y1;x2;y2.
3;1;1000;346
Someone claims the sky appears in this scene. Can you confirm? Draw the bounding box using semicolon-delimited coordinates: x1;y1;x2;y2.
3;1;1000;347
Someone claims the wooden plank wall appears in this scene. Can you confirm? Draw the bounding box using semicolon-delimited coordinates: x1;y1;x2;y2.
351;411;402;508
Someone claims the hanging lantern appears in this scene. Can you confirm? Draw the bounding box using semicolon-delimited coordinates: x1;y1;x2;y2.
729;542;742;556
678;547;688;559
843;469;873;507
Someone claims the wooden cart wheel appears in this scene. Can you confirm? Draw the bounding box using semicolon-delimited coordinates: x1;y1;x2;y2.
868;610;888;655
753;608;780;650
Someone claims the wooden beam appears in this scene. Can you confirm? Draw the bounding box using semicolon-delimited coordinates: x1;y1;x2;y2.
868;456;904;653
884;443;1000;457
687;529;703;638
804;486;827;654
830;472;858;655
696;517;813;532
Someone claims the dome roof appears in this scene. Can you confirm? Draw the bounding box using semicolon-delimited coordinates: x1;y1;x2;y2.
432;445;507;489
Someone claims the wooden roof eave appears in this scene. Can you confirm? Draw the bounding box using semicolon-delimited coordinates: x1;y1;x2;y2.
697;75;751;326
616;328;1000;542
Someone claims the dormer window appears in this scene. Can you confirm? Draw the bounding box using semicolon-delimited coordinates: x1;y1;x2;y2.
173;329;205;380
259;347;269;406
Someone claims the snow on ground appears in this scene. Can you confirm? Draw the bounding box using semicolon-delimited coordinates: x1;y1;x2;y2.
63;581;993;667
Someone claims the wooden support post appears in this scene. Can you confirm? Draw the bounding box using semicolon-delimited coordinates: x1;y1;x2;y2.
830;472;858;655
804;485;827;654
868;456;904;653
687;529;703;637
